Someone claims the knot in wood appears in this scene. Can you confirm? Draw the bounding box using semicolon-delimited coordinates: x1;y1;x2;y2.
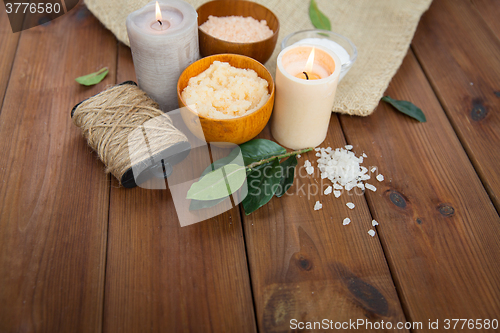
389;191;406;208
438;204;455;217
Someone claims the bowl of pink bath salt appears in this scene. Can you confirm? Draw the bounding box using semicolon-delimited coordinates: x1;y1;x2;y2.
197;0;280;64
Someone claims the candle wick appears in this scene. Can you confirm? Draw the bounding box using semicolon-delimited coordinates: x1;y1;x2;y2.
303;72;309;80
158;20;162;26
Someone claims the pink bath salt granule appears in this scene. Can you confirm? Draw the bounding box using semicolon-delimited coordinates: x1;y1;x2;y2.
200;15;273;43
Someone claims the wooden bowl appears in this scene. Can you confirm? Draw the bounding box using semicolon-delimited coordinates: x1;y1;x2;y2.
197;0;279;64
177;54;275;145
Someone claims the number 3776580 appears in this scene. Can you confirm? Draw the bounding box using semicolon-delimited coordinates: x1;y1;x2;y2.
5;2;61;14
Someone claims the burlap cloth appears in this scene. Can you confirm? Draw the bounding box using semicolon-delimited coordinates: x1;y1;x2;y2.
85;0;432;116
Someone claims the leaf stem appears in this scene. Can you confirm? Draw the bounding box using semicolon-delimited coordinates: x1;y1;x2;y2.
97;67;108;74
246;147;313;171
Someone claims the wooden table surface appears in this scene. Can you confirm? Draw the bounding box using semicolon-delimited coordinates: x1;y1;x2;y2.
1;0;499;332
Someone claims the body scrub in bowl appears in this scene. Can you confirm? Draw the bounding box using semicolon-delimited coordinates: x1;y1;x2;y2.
181;61;270;119
177;54;275;145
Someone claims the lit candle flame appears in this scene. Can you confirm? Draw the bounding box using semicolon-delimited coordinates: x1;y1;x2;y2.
304;47;315;73
155;1;162;23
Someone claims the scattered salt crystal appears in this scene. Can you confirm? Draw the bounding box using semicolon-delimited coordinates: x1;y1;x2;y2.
314;201;322;210
343;218;351;225
308;147;386;213
324;186;332;195
372;220;379;226
315;146;366;187
365;184;377;192
297;154;301;158
304;160;314;175
368;229;376;237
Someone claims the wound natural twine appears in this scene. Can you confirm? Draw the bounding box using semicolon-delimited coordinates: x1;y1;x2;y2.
72;83;188;186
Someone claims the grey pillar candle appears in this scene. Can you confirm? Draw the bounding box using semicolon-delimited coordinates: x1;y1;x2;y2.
126;0;199;111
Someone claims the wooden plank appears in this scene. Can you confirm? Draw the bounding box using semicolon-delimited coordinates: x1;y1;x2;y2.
0;6;20;110
471;0;500;39
339;51;500;326
102;44;257;333
0;5;116;332
412;0;500;212
243;127;408;330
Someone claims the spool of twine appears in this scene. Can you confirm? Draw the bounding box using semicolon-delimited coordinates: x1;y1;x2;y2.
72;82;189;187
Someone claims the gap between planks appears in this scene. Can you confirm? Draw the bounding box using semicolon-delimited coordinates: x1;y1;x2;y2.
336;113;414;327
238;206;265;332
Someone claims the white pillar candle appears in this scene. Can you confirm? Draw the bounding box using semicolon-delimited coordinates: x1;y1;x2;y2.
126;0;199;111
271;45;341;149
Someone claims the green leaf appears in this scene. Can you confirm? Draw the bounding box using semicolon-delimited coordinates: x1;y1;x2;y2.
309;0;331;31
190;147;242;211
75;67;109;86
275;156;298;197
240;139;286;166
189;197;227;211
382;96;427;122
242;159;282;215
187;164;246;201
200;146;241;177
189;139;298;212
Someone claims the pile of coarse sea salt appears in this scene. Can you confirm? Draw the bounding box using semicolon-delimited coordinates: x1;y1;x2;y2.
304;145;384;237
